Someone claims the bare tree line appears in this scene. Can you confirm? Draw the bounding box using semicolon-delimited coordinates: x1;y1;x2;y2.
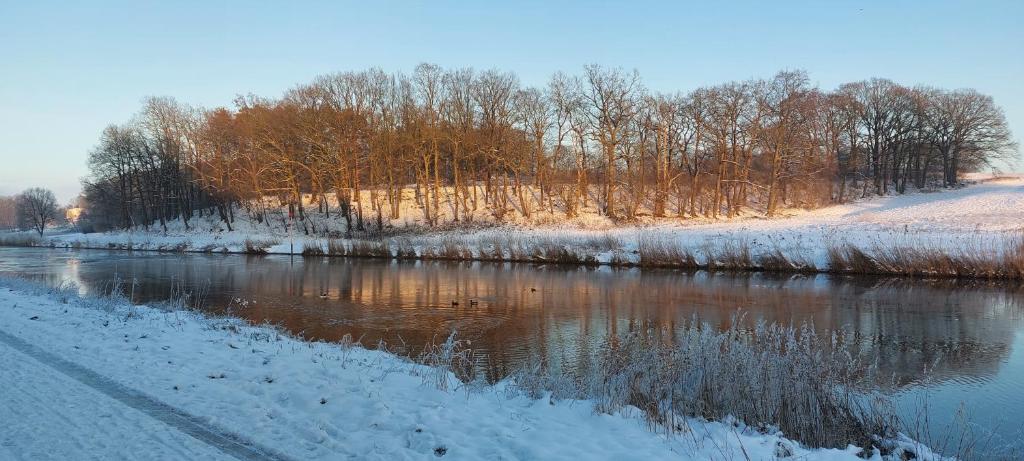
0;196;17;230
82;65;1015;234
0;189;60;236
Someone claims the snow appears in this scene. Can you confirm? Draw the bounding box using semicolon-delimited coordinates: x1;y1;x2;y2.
0;341;230;460
0;278;947;460
26;175;1020;270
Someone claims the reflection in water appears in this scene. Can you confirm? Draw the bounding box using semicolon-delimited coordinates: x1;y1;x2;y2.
1;247;1022;453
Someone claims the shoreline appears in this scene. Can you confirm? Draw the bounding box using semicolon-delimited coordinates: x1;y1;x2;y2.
4;230;1023;281
0;276;943;460
3;175;1023;280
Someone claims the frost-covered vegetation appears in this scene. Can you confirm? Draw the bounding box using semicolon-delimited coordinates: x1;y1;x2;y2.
0;231;40;247
510;318;895;450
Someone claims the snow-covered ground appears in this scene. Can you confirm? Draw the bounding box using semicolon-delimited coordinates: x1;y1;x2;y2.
0;278;944;460
10;175;1024;271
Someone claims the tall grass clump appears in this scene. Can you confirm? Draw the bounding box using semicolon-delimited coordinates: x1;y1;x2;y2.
637;235;698;268
506;236;533;262
1005;233;1024;277
417;332;477;391
510;318;895;450
581;233;621;253
421;237;473;260
531;239;586;265
350;239;392;258
476;236;506;261
326;238;347;256
829;234;1024;280
0;232;41;247
301;241;325;256
394;238;417;260
756;246;817;273
826;243;880;274
705;240;753;270
243;238;276;255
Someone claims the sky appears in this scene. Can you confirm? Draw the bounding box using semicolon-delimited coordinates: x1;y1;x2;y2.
1;0;1021;203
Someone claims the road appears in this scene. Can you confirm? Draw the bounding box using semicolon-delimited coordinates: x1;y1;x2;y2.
0;330;292;461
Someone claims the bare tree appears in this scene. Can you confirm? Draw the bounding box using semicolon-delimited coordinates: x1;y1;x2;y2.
17;188;59;236
582;65;643;217
78;64;1016;232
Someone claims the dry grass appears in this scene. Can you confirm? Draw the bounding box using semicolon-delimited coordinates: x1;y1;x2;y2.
530;240;590;265
421;237;473;260
706;240;753;271
416;332;478;391
506;237;533;262
0;233;41;247
326;238;347;256
828;234;1024;279
243;238;277;255
475;237;506;261
301;241;325;256
826;243;878;274
394;239;417;260
509;317;896;450
580;233;622;252
756;246;817;273
325;238;392;258
637;235;698;268
350;240;391;258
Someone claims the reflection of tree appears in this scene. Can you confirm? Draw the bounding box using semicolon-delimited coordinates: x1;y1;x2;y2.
31;248;1024;387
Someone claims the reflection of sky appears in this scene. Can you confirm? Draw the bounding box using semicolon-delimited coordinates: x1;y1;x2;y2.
893;330;1024;456
2;246;1024;456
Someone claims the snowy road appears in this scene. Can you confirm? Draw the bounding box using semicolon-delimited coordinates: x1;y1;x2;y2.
0;329;292;461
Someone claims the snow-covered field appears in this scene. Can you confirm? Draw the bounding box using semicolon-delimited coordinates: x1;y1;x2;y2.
9;175;1024;272
0;278;944;460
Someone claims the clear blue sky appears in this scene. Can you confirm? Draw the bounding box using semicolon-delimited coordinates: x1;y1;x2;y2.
1;0;1021;202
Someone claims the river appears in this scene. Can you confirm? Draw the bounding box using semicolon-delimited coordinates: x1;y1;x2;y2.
1;246;1021;457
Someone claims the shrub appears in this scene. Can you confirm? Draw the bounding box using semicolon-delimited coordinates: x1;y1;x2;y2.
301;241;325;256
509;317;895;450
637;235;698;268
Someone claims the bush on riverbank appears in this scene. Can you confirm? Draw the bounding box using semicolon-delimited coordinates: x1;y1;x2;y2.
508;317;895;451
0;232;40;247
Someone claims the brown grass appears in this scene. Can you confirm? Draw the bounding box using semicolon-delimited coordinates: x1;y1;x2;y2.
531;241;587;265
301;241;325;256
350;240;391;258
326;238;347;256
756;246;817;273
828;234;1024;279
707;240;753;271
421;238;473;260
637;235;698;268
394;239;417;260
243;238;275;255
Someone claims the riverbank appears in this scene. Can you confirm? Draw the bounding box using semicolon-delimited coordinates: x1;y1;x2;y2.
6;175;1023;279
0;276;946;460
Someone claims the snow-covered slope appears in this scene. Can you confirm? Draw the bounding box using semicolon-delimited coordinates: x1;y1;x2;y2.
19;175;1024;272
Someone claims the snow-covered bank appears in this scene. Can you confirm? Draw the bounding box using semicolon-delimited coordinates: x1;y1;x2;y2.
0;277;945;460
13;175;1024;277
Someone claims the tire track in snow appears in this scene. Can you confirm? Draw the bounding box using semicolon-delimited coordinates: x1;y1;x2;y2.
0;328;296;461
